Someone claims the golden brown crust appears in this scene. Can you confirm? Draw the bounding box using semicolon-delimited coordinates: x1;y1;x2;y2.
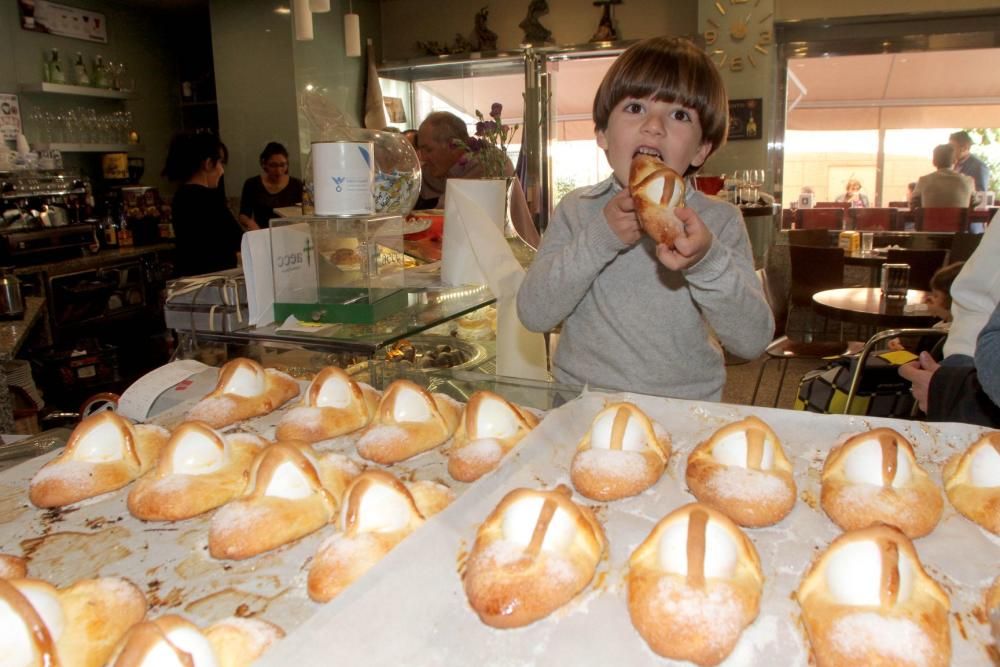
127;422;268;521
447;391;539;482
626;503;762;666
570;402;670;502
204;617;286;667
0;553;27;578
942;432;1000;535
820;428;942;538
275;366;380;443
463;485;606;629
685;416;796;527
629;154;686;246
29;412;170;508
356;380;461;464
796;525;951;667
186;358;300;429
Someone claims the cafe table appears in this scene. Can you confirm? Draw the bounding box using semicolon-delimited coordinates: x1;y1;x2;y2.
811;287;939;329
843;250;886;285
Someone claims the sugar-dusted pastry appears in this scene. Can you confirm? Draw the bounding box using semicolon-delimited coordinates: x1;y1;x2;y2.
821;428;942;538
29;412;170;508
0;553;26;579
686;416;796;527
186;358;299;429
0;576;147;667
627;503;762;666
108;614;284;667
127;421;268;522
308;470;428;602
463;485;606;629
356;379;461;465
570;402;670;501
406;479;455;519
447;390;539;482
629;153;685;246
797;525;951;667
208;442;359;560
942;431;1000;535
274;366;380;443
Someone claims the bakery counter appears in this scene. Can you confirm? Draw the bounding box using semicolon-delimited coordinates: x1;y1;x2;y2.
11;243;175;279
0;296;45;361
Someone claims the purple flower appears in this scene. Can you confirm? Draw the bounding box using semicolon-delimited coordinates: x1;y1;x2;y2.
490;102;503;118
480;120;498;134
475;121;486;137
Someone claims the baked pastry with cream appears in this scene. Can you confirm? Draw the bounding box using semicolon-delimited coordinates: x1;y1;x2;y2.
108;613;284;667
186;358;299;429
29;412;170;508
942;431;1000;535
356;379;461;464
686;416;796;527
463;485;606;629
307;470;431;602
627;503;762;666
796;525;951;667
0;576;146;667
820;428;942;538
208;442;359;560
570;402;670;501
448;391;539;482
630;153;685;246
0;554;27;579
127;421;268;521
275;366;380;443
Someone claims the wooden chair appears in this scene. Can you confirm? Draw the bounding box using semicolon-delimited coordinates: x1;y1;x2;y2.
814;202;851;209
796;208;845;231
787;228;832;247
848;207;898;231
886;248;948;291
915;207;969;232
947;232;982;264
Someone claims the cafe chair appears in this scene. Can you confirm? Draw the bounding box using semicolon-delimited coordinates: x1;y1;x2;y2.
947;232;982;264
848;207;898;231
795;207;845;231
786;228;831;247
814;202;851;210
885;248;948;291
915;207;969;232
787;245;849;338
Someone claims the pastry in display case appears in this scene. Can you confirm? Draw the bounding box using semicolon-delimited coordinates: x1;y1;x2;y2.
186;358;300;429
274;366;380;443
942;431;1000;535
356;379;461;464
448;390;539;482
0;553;27;578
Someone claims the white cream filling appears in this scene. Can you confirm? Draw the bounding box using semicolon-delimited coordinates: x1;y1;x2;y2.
150;625;218;667
0;582;65;667
472;396;520;439
969;442;1000;488
262;461;314;500
656;517;738;580
170;429;225;475
313;375;353;409
500;496;576;554
347;484;413;534
69;419;128;463
589;408;647;452
391;386;432;423
824;539;914;607
711;431;775;470
841;438;912;488
220;363;265;398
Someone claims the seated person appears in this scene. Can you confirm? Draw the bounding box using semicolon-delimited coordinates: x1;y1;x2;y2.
888;261;963;351
834;178;869;207
238;142;303;230
909;143;974;209
416;111;540;247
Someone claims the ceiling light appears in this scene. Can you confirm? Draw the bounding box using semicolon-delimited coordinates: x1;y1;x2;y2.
274;5;290;14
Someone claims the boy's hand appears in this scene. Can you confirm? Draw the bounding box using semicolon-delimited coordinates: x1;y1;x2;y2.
898;351;940;413
603;188;642;245
655;206;713;270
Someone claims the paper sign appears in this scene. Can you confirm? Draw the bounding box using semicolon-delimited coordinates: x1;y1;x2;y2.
0;95;22;142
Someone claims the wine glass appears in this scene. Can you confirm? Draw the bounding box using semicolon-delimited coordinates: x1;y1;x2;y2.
749;168;765;206
736;169;751;206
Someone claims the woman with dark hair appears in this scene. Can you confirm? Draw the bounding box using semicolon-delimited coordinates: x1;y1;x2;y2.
238;142;303;230
163;131;243;277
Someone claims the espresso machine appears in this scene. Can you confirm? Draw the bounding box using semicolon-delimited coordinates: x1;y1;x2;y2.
0;170;97;265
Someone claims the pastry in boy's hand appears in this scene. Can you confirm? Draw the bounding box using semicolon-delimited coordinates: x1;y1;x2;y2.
629;154;685;246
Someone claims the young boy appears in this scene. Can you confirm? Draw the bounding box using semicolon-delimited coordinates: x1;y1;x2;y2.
517;37;774;400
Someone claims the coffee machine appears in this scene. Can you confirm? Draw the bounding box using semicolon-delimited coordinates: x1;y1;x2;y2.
0;170;97;265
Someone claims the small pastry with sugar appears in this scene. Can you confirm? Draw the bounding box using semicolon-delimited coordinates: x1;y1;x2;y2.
127;421;269;521
308;470;431;602
627;503;762;666
406;479;456;519
447;390;539;482
686;416;796;527
630;153;686;246
796;525;950;667
570;402;670;501
0;553;27;579
820;428;942;538
0;576;147;667
29;411;170;508
356;379;461;465
208;442;359;560
463;485;606;629
186;358;299;429
107;613;284;667
275;366;380;443
942;431;1000;535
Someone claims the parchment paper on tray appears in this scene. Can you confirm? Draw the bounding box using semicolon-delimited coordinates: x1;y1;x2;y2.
256;391;998;667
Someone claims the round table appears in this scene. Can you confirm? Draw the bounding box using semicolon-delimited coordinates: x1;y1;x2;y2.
812;287;939;329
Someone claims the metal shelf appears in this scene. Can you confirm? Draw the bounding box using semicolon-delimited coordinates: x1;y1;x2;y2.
19;82;131;99
34;143;133;153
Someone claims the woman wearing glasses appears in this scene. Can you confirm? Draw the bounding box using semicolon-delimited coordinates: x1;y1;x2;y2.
238;142;304;230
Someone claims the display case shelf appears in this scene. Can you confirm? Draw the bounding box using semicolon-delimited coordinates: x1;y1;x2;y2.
19;82;131;99
34;143;133;153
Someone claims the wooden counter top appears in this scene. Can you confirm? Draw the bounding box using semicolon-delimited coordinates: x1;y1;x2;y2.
12;243;174;277
0;296;46;361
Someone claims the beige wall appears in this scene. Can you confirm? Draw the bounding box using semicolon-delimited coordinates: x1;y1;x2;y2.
775;0;1000;20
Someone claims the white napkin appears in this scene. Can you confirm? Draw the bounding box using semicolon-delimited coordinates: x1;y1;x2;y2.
241;229;275;326
441;179;547;380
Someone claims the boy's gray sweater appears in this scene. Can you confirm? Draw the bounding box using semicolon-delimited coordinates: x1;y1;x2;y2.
517;176;774;401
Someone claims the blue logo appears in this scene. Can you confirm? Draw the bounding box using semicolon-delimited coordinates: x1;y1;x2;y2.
332;176;345;192
358;146;371;167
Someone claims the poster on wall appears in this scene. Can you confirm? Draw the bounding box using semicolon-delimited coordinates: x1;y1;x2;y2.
0;95;23;142
383;97;407;124
18;0;108;44
728;98;762;141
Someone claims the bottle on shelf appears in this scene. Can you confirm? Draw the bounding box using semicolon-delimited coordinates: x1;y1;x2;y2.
48;48;65;84
118;208;133;247
93;55;110;89
73;52;90;86
102;212;119;248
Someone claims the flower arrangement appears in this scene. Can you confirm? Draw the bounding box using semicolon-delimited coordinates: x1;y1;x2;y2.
457;102;518;179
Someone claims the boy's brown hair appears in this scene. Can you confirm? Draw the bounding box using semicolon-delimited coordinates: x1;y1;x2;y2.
592;36;728;174
930;261;964;307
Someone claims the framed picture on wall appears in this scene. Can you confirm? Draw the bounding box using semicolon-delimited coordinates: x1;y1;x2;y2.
383;97;407;124
18;0;108;44
728;98;762;141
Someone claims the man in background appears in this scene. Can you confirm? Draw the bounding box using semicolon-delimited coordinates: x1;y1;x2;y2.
949;130;991;192
910;143;974;209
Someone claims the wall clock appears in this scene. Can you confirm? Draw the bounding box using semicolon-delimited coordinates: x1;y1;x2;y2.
702;0;773;73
